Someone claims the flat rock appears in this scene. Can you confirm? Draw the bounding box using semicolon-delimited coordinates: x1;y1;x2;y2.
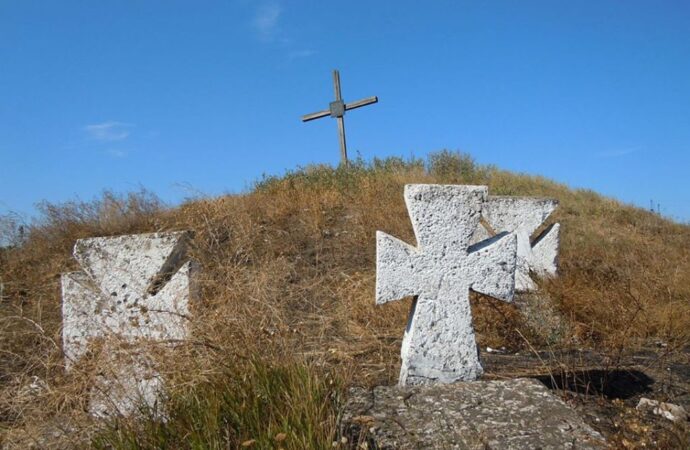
341;378;606;449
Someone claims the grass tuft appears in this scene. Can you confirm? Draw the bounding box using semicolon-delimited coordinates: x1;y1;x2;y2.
91;360;339;450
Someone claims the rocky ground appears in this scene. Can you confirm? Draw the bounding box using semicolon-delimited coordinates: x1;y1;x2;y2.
341;345;689;449
483;345;690;447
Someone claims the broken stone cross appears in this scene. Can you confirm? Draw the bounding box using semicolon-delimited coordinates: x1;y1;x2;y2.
477;196;560;291
376;185;517;385
61;231;196;417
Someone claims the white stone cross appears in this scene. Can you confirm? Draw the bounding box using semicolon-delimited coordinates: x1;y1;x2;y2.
61;231;196;417
478;197;560;291
376;185;518;385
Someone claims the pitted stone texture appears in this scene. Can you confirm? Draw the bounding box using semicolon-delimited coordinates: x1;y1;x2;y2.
61;231;195;417
62;260;193;368
480;196;560;291
73;232;189;302
376;185;517;385
89;350;165;419
341;378;606;450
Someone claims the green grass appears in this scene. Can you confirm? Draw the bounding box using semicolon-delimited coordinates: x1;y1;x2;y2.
91;360;340;450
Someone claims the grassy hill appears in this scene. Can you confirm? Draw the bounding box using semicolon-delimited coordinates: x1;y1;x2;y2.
1;151;689;448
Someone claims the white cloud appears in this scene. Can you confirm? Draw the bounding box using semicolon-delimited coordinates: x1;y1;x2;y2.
250;2;316;60
84;121;133;142
595;147;639;159
253;3;282;41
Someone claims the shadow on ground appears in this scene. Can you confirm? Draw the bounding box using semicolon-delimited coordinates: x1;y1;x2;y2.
534;369;654;399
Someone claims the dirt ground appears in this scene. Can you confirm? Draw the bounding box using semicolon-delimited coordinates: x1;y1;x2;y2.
482;345;690;448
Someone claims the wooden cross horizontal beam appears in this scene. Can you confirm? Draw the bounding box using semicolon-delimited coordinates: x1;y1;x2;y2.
301;96;379;122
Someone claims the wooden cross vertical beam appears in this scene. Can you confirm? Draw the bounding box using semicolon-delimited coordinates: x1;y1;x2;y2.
332;70;348;164
301;69;378;166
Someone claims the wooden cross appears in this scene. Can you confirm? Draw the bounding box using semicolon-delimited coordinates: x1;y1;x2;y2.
301;70;378;166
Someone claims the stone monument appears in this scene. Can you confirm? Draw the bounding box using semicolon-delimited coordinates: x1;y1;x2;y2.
476;196;560;291
376;184;517;385
361;187;606;447
61;231;196;417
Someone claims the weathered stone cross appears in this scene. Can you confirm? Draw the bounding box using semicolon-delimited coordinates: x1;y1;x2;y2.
475;196;560;291
301;69;378;166
376;185;517;385
62;231;195;417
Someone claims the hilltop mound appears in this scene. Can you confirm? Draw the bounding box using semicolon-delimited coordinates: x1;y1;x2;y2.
1;152;689;448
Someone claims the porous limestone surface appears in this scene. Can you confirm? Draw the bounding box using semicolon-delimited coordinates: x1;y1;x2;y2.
341;378;606;450
376;185;517;385
481;196;560;291
89;349;165;419
61;231;195;417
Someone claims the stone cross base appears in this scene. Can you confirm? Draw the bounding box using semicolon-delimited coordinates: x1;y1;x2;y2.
88;348;165;419
341;378;605;449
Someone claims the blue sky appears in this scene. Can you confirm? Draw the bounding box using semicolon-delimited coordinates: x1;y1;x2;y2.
1;1;689;222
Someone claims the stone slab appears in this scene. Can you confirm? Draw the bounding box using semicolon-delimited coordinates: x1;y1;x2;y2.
341;378;606;449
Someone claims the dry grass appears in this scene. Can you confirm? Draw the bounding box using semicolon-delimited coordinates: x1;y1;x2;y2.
1;152;689;448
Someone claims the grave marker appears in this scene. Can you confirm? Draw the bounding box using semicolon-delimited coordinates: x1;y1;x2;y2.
480;196;560;291
61;231;196;417
376;185;517;385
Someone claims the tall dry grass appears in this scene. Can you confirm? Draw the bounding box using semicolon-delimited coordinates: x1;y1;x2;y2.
1;152;689;448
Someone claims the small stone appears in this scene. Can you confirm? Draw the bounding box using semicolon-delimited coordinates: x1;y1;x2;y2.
636;398;688;422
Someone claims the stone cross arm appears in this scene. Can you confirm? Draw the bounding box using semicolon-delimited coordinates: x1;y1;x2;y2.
376;230;517;305
376;184;518;306
480;196;561;291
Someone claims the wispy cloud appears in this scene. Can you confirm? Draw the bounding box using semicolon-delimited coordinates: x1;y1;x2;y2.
253;2;282;41
288;49;316;59
84;121;133;142
595;147;639;159
250;2;316;60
